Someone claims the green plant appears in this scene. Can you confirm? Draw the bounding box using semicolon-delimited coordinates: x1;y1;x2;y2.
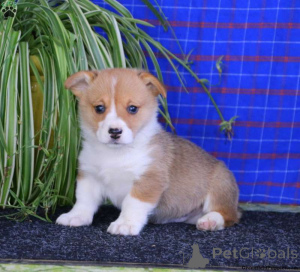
0;0;234;220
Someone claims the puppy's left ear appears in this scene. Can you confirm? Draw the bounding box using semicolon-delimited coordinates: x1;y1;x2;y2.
138;71;167;98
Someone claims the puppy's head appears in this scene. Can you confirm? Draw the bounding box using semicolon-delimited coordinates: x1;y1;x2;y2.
65;68;166;146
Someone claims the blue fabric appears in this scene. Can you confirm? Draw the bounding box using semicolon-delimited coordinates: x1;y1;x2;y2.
92;0;300;205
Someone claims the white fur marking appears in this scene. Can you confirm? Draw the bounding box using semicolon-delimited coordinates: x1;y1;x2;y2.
111;76;117;91
107;195;156;236
197;211;225;231
56;176;103;227
203;194;211;213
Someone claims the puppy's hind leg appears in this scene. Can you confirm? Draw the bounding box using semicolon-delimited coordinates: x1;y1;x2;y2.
184;196;227;231
196;165;241;231
196;197;240;231
196;208;241;231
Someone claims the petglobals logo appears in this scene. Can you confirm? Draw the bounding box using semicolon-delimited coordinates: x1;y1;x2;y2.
213;247;298;260
1;1;17;19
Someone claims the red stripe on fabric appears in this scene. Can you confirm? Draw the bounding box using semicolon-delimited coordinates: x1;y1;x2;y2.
145;19;300;29
238;182;300;188
166;86;298;96
295;171;300;201
239;200;300;205
192;55;299;62
159;118;300;128
148;52;300;63
210;152;300;159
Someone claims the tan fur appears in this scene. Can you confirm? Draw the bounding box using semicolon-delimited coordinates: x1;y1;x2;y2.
145;131;240;227
130;167;167;204
131;128;240;227
65;68;240;230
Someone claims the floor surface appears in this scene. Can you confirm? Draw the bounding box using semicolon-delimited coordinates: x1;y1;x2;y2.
0;205;299;271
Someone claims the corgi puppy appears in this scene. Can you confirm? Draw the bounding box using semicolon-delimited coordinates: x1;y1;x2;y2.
56;68;240;235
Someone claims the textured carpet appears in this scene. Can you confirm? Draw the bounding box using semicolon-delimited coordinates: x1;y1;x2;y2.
0;205;299;270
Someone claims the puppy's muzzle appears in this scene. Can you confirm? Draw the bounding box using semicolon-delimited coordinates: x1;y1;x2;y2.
108;128;122;140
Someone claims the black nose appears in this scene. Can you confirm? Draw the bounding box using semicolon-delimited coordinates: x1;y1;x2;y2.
108;128;122;139
108;128;122;135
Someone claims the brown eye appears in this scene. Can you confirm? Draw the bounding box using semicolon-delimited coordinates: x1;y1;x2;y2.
95;105;105;114
127;105;138;114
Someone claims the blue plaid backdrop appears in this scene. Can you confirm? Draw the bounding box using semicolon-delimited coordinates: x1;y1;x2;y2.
93;0;300;205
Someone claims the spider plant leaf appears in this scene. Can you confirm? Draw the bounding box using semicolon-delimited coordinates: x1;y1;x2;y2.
33;49;56;180
122;31;147;69
69;0;110;69
140;40;163;81
216;55;224;77
67;13;88;70
125;18;154;27
19;42;35;202
29;57;44;93
102;0;133;18
0;17;15;71
107;14;126;68
0;30;19;205
140;0;168;31
0;118;7;152
0;118;7;183
199;78;210;86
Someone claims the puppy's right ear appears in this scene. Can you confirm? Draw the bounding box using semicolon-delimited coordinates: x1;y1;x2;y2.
64;71;98;97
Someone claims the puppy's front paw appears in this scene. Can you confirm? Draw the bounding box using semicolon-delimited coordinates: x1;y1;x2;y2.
196;211;224;231
107;218;142;236
56;212;93;227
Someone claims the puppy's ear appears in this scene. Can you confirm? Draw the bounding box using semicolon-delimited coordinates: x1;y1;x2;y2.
65;71;98;97
138;71;167;98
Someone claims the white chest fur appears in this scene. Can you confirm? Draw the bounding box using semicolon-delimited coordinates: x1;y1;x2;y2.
78;138;153;208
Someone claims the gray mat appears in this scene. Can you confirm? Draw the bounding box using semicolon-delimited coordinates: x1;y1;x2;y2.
0;205;299;270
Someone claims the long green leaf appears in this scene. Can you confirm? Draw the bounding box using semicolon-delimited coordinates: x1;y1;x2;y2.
140;0;168;31
0;117;6;194
0;31;20;205
0;118;8;152
0;17;15;72
69;0;110;69
32;51;51;181
108;14;126;68
19;42;35;202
